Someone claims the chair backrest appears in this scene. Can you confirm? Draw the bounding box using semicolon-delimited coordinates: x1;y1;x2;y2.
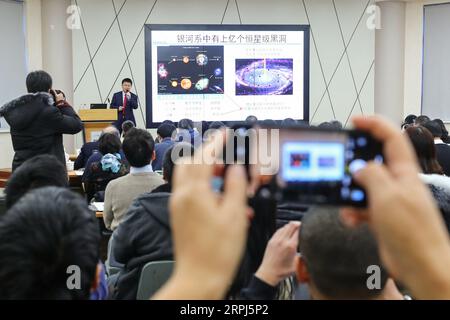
136;260;174;300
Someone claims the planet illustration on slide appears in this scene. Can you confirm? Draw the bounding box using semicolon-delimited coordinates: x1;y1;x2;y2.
181;78;192;90
195;78;209;91
171;81;178;87
196;54;208;66
183;56;190;64
214;68;222;76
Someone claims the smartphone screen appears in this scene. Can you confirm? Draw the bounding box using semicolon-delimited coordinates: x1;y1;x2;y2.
277;128;383;207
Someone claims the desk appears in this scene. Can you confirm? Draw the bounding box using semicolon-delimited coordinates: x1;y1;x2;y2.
0;168;83;188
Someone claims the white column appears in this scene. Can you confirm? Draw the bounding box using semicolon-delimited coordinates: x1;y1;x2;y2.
41;0;76;153
375;1;406;125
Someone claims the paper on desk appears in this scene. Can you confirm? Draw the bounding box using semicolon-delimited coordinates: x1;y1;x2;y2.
92;202;104;211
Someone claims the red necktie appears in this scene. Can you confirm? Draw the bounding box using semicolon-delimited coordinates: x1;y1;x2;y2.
123;94;128;119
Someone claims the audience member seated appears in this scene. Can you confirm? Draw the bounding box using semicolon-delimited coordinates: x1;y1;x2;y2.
433;118;450;144
0;187;107;299
405;126;450;232
281;118;298;126
109;142;194;299
318;120;343;130
82;132;128;202
422;120;450;176
415;115;431;126
121;120;135;140
296;207;404;300
103;128;164;231
401;114;417;130
245;115;258;126
74;126;119;170
4;154;68;209
242;207;405;300
152;143;194;194
152;123;176;171
209;121;226;130
227;186;282;299
176;118;201;147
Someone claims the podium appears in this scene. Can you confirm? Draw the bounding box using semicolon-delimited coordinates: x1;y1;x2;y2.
79;109;118;143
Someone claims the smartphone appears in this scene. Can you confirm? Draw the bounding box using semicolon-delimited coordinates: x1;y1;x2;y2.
275;126;384;207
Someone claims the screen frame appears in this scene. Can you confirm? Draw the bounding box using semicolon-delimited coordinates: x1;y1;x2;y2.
144;24;310;128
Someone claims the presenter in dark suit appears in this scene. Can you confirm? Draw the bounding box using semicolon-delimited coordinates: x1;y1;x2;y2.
110;78;138;133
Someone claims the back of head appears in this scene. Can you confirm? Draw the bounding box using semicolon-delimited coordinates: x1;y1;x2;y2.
208;121;226;130
330;120;343;130
229;188;277;298
281;118;298;126
423;120;443;138
98;132;121;155
405;126;443;174
122;128;155;168
318;122;333;129
157;123;176;139
178;118;194;130
245;115;258;125
0;187;100;299
299;207;388;299
26;70;52;93
162;142;194;184
102;126;120;138
121;121;135;136
404;114;417;125
5;155;68;209
415;115;431;126
162;120;175;126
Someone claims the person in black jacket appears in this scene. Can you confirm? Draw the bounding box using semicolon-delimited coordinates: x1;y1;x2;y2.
0;71;83;171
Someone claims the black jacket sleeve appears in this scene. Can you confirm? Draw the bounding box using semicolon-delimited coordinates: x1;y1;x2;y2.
240;275;278;300
45;103;83;134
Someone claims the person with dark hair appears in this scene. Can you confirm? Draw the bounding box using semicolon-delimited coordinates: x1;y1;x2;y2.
177;118;194;130
176;118;201;147
209;121;226;130
0;187;105;299
433;119;450;144
422;121;450;176
405;126;444;175
109;141;194;299
330;120;343;130
281;118;298;126
245;115;258;126
415;115;431;126
103;129;164;231
228;185;291;299
405;126;450;233
4;154;68;209
82;132;128;202
401;114;417;130
121;120;135;139
110;78;139;133
152;123;176;171
152;142;194;194
296;207;404;300
74;126;119;170
0;70;83;171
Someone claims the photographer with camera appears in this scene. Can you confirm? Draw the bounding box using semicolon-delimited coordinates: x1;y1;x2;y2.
0;70;83;171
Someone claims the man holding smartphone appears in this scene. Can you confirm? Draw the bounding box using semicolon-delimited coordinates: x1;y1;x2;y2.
0;70;83;171
110;78;139;133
